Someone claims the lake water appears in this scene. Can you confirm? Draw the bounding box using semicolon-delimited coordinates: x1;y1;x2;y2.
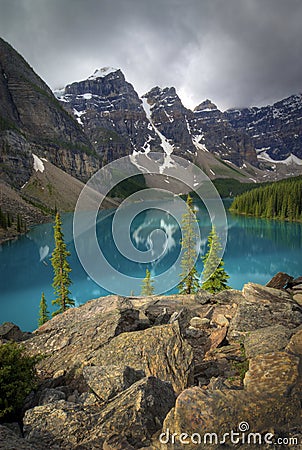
1;200;302;331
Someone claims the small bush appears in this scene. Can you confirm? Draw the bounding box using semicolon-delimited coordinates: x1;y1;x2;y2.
0;342;39;421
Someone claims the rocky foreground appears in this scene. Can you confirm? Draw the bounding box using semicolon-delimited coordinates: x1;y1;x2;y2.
1;273;302;449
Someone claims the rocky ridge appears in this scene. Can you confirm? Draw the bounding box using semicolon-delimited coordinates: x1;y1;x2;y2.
56;66;302;181
0;38;99;189
0;273;302;449
57;74;261;178
225;94;302;164
55;68;162;163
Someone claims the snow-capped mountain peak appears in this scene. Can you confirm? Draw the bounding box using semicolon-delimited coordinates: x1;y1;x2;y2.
88;67;119;80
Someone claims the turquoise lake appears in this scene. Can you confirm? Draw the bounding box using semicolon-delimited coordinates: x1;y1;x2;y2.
1;200;302;331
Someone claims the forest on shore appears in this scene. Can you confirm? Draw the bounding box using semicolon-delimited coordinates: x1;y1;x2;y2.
229;176;302;222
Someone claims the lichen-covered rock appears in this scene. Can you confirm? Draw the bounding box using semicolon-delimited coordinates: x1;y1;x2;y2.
160;387;301;450
293;293;302;306
158;318;302;449
213;289;245;305
24;377;175;449
228;283;302;340
242;282;293;303
286;328;302;356
24;296;140;382
244;325;292;358
3;281;302;450
142;295;197;324
0;425;42;450
91;323;194;395
244;351;299;396
83;365;145;402
212;314;229;328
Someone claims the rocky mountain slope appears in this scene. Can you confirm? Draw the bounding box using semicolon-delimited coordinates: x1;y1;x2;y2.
0;38;99;189
55;67;162;163
225;94;302;165
0;37;102;240
0;274;301;449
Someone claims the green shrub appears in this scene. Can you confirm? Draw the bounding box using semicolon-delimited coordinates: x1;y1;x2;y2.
0;341;39;421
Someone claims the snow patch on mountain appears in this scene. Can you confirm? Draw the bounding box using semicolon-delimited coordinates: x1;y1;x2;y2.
192;135;208;153
131;96;176;174
53;87;66;100
141;97;174;157
32;154;45;173
258;151;302;165
73;108;86;126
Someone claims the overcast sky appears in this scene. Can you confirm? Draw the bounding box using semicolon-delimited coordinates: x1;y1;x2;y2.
0;0;301;110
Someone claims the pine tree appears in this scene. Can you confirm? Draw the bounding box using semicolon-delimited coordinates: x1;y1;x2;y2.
178;194;200;294
0;207;7;229
38;292;49;327
6;212;11;228
141;268;155;296
202;226;230;294
51;212;74;316
17;214;22;233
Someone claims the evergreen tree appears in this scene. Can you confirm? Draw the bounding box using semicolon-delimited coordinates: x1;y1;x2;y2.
17;214;22;233
178;194;200;294
141;268;155;295
51;212;74;316
202;226;230;294
6;212;11;228
0;342;38;421
0;207;7;229
38;292;49;327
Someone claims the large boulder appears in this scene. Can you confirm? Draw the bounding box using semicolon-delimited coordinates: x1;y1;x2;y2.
160;347;301;449
244;325;292;358
82;365;145;402
228;283;302;341
23;296;140;382
24;377;175;449
91;323;194;395
244;351;299;396
0;322;31;342
266;271;293;289
160;386;301;449
286;328;302;356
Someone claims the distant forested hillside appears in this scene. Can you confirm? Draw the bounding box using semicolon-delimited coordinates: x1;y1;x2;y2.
229;176;302;221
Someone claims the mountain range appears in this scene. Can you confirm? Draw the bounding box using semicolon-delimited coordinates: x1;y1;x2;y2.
55;66;302;180
0;36;302;239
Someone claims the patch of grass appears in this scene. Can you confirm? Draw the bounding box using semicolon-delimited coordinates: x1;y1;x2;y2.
231;343;249;382
0;115;18;132
213;156;245;177
21;194;54;216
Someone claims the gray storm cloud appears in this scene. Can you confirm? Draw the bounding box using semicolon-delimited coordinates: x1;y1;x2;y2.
0;0;301;110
